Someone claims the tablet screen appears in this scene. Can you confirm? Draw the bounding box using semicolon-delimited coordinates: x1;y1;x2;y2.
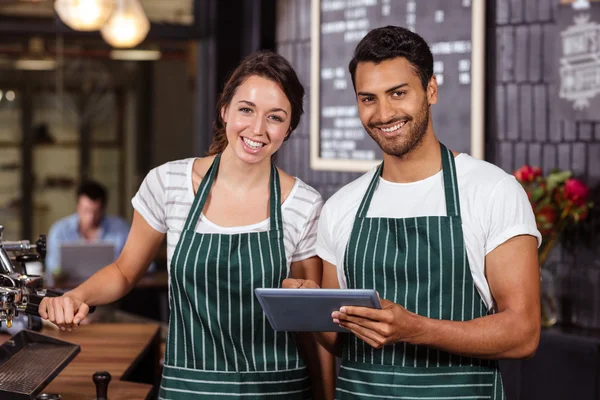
255;288;381;332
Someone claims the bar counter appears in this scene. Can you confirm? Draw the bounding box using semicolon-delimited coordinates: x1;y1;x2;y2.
0;323;161;400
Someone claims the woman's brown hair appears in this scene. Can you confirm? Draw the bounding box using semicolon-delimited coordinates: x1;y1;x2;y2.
208;51;305;156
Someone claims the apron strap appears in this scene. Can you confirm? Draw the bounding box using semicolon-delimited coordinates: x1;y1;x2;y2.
356;163;383;219
269;162;283;232
439;142;461;218
355;142;462;219
183;153;283;232
183;153;221;232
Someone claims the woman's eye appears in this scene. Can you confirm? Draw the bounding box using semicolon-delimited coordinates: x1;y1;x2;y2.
269;115;284;122
239;107;252;113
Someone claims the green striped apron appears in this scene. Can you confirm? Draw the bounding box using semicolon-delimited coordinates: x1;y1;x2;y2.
159;154;311;399
337;143;505;400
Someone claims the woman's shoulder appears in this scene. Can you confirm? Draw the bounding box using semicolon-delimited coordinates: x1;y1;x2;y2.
190;155;217;180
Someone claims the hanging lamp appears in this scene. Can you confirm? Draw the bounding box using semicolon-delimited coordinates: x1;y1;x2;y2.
54;0;115;31
100;0;150;48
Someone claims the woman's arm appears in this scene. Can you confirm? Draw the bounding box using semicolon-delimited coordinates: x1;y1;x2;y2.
290;256;336;400
39;211;165;327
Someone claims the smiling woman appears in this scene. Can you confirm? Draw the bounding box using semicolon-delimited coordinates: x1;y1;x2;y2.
38;50;336;400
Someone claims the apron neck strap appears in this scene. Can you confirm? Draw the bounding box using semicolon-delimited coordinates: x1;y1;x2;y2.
439;142;461;218
183;154;283;232
356;142;461;219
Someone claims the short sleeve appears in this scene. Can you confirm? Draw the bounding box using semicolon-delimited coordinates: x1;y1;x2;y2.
315;201;337;266
132;164;168;233
291;193;324;262
484;176;542;255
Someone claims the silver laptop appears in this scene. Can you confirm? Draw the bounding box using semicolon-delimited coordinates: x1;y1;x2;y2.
59;241;115;281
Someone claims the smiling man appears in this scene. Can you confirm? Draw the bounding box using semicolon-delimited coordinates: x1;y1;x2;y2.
285;26;542;399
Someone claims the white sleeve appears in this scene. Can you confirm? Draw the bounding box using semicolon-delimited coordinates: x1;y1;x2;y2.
484;176;542;255
291;194;324;262
315;201;337;266
131;164;168;233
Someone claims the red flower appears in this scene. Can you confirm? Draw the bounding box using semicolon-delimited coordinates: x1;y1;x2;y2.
514;165;540;183
563;178;589;206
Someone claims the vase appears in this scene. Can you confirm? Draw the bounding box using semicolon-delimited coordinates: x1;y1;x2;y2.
540;267;558;328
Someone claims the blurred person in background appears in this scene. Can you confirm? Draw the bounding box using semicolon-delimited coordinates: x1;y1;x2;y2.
45;180;129;277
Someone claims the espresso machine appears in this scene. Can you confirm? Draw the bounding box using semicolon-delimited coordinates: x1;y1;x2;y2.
0;224;59;329
0;225;83;400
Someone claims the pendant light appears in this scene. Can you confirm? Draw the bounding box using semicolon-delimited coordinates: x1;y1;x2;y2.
100;0;150;48
54;0;115;31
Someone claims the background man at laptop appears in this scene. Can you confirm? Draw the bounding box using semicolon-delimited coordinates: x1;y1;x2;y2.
45;180;130;278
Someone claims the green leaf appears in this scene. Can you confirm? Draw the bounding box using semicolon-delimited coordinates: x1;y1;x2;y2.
546;171;571;190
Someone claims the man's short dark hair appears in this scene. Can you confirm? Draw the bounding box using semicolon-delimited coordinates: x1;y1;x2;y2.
348;26;434;91
77;180;107;206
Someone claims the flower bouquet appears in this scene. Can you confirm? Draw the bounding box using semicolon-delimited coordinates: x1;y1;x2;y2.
513;165;593;326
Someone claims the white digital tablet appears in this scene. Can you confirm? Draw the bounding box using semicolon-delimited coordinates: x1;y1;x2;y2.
254;288;381;332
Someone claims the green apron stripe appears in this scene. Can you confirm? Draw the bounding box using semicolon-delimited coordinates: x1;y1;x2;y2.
226;236;239;371
390;221;399;366
336;389;491;400
237;238;251;370
401;218;409;367
191;234;203;369
180;232;196;368
247;234;258;371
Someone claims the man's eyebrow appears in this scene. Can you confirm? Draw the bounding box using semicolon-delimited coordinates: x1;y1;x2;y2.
357;83;409;97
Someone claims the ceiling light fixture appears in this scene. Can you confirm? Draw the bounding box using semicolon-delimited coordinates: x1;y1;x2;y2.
109;49;161;61
54;0;116;31
100;0;150;48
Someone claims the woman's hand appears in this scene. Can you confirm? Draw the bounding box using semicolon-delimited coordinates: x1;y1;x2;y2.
282;278;320;289
38;294;91;331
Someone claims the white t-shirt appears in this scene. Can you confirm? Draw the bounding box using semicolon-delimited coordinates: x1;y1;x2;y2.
316;153;541;310
132;158;323;280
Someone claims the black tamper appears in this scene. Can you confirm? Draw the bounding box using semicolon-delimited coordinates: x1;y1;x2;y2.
93;371;112;400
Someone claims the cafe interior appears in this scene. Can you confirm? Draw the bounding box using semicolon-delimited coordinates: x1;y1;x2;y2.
0;0;599;399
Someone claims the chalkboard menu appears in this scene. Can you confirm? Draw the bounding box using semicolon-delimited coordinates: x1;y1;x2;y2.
556;0;600;121
310;0;486;171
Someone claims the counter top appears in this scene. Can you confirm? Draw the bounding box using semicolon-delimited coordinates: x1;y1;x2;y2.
0;323;161;400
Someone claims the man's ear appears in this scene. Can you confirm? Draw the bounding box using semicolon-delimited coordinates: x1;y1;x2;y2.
427;76;438;105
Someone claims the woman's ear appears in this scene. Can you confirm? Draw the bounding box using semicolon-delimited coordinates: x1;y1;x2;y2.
220;106;228;123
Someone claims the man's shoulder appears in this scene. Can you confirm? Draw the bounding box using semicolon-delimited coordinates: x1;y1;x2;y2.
49;214;78;234
455;154;514;189
323;168;377;216
105;215;130;233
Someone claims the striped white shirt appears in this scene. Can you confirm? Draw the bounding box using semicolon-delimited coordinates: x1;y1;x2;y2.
132;158;323;279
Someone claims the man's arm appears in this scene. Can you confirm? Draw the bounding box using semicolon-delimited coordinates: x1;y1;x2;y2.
334;235;540;359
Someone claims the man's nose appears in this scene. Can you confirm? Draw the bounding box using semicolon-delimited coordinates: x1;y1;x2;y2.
377;98;396;123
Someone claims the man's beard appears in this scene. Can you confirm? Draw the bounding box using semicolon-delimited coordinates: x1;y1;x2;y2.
365;99;430;158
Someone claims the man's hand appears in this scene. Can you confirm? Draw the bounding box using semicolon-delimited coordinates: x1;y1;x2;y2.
282;278;320;289
332;298;424;349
